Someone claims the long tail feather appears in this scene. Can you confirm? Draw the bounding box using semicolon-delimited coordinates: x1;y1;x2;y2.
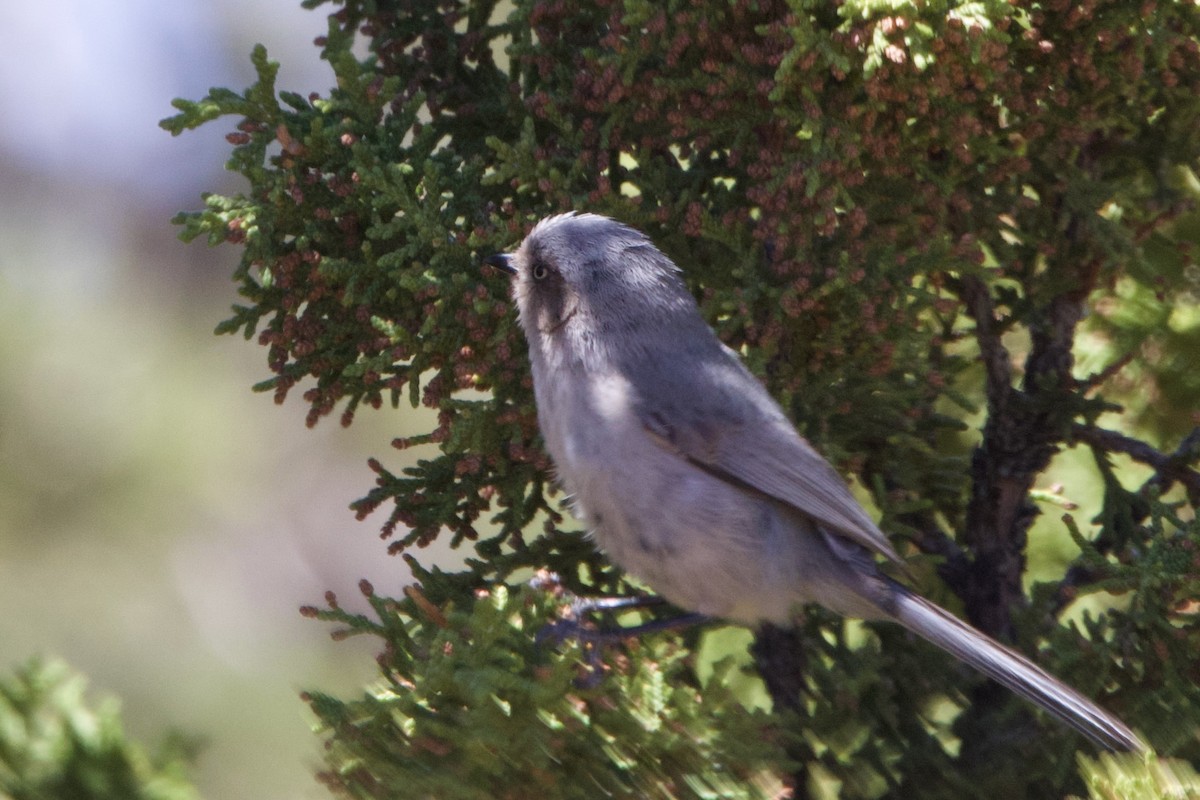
890;587;1145;752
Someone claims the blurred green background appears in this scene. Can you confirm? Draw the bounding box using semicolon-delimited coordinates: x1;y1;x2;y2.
0;2;454;798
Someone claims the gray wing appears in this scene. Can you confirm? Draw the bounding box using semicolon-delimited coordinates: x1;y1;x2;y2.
633;349;901;565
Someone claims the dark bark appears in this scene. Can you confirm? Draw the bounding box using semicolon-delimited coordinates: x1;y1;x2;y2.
751;624;810;799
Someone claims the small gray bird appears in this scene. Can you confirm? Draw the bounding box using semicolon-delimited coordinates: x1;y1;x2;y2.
486;212;1143;752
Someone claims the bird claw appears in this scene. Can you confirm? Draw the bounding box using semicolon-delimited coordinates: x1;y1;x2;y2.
535;594;710;687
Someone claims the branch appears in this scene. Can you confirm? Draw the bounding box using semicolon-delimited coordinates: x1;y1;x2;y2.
952;267;1097;641
1048;427;1199;614
1075;349;1136;396
750;625;810;798
957;274;1012;412
861;460;973;597
1049;563;1103;617
1072;423;1200;504
897;508;972;598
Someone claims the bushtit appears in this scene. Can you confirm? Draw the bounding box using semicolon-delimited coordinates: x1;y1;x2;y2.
486;212;1143;752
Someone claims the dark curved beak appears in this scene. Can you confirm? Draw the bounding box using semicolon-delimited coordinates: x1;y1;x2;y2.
484;253;517;276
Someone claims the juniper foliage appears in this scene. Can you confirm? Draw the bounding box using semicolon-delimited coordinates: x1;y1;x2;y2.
163;0;1200;796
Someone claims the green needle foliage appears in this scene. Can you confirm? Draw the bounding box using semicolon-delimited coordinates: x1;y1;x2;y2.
0;659;200;800
163;0;1200;796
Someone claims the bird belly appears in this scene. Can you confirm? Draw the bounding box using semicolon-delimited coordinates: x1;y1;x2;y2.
537;370;880;624
558;421;807;623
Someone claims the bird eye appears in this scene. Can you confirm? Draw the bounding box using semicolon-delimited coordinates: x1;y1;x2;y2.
531;262;549;280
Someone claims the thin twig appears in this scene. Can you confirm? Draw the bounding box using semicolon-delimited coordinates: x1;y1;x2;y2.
1075;349;1136;395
